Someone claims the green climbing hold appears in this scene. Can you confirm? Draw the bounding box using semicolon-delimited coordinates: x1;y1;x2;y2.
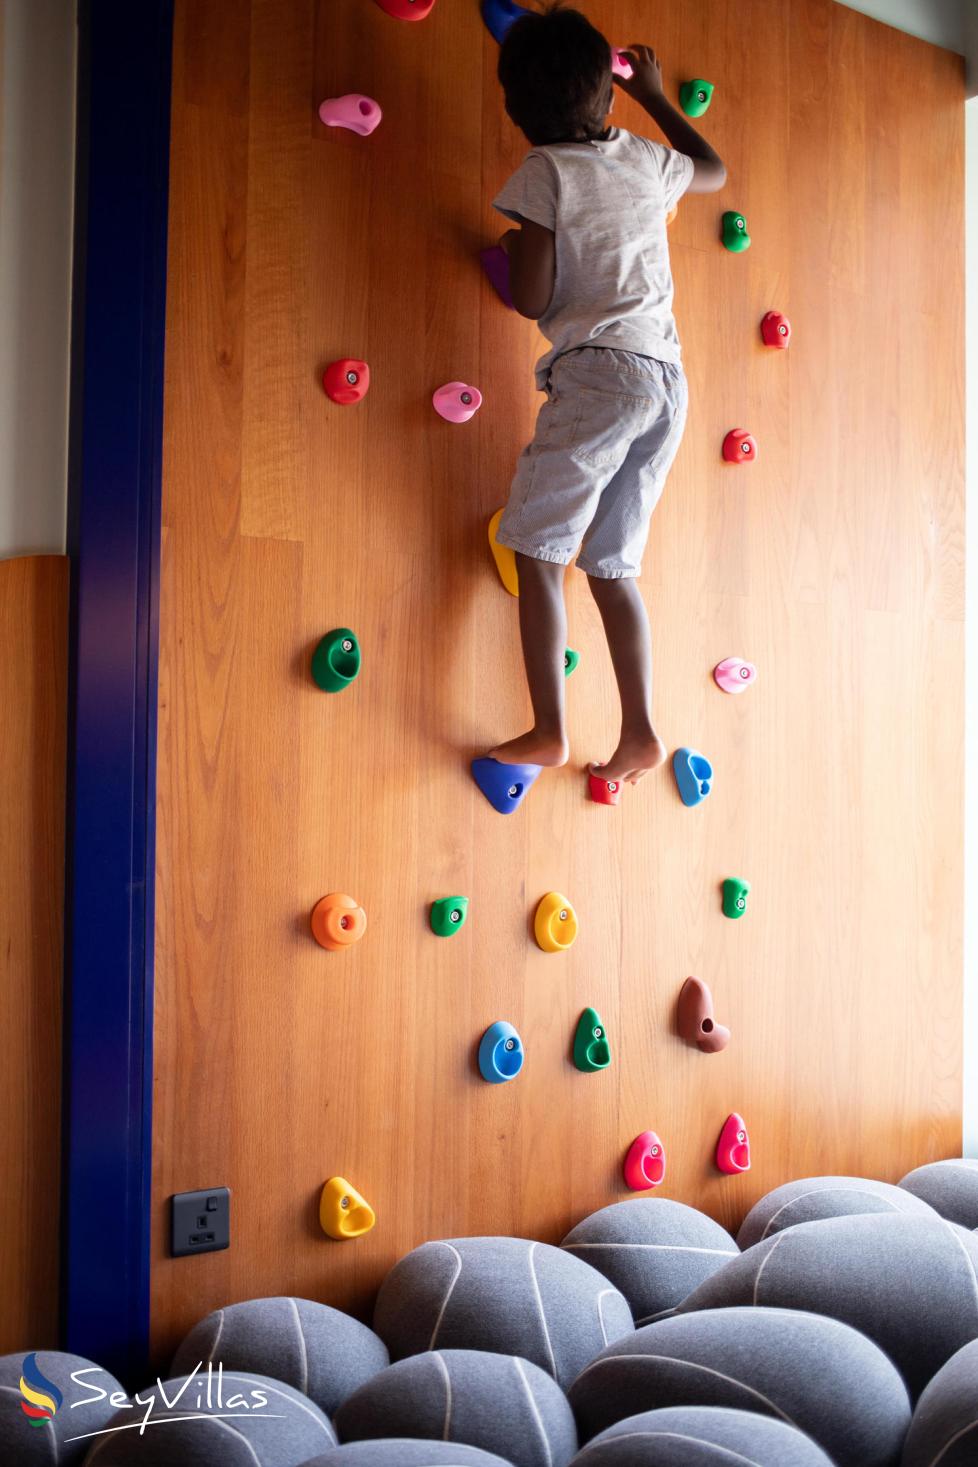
312;628;361;692
680;78;714;118
573;1006;611;1073
722;877;750;919
722;211;751;253
430;895;469;937
564;648;580;677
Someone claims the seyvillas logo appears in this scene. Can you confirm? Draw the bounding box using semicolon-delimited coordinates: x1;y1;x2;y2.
19;1353;63;1427
63;1363;283;1445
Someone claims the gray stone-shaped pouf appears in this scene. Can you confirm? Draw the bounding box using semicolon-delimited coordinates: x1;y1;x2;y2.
737;1175;937;1249
567;1307;910;1467
83;1372;335;1464
374;1238;633;1390
676;1213;978;1400
301;1444;514;1467
899;1159;978;1231
171;1296;388;1417
901;1337;978;1466
335;1349;576;1467
569;1407;834;1465
0;1352;124;1464
561;1200;738;1326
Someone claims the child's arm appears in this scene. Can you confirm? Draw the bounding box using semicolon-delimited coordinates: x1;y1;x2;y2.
499;221;556;321
617;45;727;194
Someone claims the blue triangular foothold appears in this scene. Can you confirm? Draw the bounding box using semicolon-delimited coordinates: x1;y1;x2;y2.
481;0;530;44
673;747;714;807
472;757;542;814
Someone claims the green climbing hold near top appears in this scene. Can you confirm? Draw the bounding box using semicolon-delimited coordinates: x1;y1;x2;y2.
564;648;580;677
430;895;469;937
573;1006;612;1073
722;211;751;253
312;628;361;692
680;78;714;118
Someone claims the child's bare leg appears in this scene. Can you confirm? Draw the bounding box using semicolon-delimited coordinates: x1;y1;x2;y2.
587;575;666;784
490;554;570;767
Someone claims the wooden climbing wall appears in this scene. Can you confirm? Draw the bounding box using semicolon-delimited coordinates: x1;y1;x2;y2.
151;0;965;1360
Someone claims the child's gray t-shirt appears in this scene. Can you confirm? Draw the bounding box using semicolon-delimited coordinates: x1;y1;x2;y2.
493;127;694;389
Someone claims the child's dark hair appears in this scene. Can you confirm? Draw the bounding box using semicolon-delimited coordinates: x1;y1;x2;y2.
498;4;612;146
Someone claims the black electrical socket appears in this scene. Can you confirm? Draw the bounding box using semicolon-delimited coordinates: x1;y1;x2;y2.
171;1187;230;1257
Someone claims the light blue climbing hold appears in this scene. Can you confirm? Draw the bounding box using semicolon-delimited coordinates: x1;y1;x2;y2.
479;1021;525;1083
673;747;713;807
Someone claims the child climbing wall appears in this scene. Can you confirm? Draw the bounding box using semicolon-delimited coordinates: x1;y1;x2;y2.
151;0;964;1363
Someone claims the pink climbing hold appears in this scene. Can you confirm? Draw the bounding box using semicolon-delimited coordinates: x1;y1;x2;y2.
318;94;382;137
624;1131;666;1191
716;1113;751;1175
612;49;633;79
433;382;483;423
713;657;757;694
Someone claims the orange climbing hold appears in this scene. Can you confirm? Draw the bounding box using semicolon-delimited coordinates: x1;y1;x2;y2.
311;893;367;951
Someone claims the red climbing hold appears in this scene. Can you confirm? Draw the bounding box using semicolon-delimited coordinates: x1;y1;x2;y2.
624;1131;666;1191
722;429;757;465
761;310;791;348
716;1113;751;1174
324;359;370;406
589;773;621;806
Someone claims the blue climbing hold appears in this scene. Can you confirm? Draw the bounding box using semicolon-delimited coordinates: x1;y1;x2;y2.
471;757;542;814
479;1021;525;1083
481;0;530;44
673;747;714;807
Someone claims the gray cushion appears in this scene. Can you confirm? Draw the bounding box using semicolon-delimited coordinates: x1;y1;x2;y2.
83;1372;335;1464
737;1175;937;1249
901;1338;978;1466
171;1296;387;1416
335;1349;576;1467
676;1213;978;1399
567;1306;910;1467
375;1237;633;1390
569;1406;835;1465
899;1160;978;1230
0;1352;124;1465
561;1201;738;1325
302;1444;514;1466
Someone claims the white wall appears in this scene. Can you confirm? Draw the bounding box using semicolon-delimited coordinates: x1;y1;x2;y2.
836;0;968;51
0;0;76;558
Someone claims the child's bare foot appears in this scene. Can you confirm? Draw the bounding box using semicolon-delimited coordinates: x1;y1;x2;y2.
490;728;569;768
591;729;667;785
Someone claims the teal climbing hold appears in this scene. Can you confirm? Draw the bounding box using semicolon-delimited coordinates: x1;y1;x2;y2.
573;1007;611;1072
312;628;361;692
564;648;580;677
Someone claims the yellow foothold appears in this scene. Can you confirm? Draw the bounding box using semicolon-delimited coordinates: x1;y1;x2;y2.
488;509;519;597
319;1177;376;1240
534;891;578;953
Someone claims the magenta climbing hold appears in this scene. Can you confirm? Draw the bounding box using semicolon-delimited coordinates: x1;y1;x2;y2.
375;0;436;20
716;1113;751;1175
472;757;541;814
480;245;515;310
433;382;483;423
713;657;757;694
722;430;757;465
624;1132;666;1191
612;49;633;79
318;94;382;137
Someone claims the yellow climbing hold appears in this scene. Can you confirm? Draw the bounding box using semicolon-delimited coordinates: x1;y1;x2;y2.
488;508;519;597
534;891;579;953
319;1177;376;1240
